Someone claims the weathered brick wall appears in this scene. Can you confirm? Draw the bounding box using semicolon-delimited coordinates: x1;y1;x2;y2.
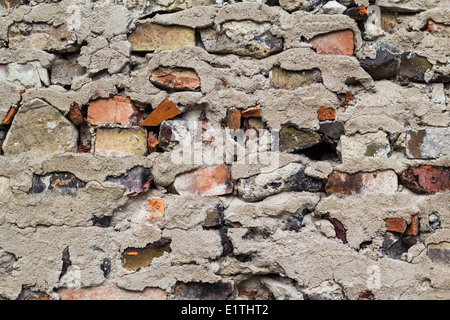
0;0;449;300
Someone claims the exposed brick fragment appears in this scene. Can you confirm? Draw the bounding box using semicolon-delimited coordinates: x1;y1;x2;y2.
344;6;369;21
317;107;335;121
145;198;164;228
68;104;83;126
308;30;354;56
95;128;147;156
325;170;398;195
58;285;166;300
128;23;195;52
142;97;180;127
241;105;261;118
106;166;153;197
172;164;233;196
87;96;142;127
400;166;450;194
405;215;419;236
150;67;200;91
147;131;159;154
385;218;407;233
121;238;171;270
173;281;233;300
1;106;19;125
226;107;242;131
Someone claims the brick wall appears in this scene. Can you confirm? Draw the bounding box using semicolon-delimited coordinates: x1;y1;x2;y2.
0;0;449;300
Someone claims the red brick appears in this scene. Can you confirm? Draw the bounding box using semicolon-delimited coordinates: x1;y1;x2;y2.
385;218;407;233
241;105;261;118
317;107;335;121
308;30;354;56
1;107;18;125
142;97;180;127
226;108;241;130
400;166;450;194
325;170;397;195
68;103;83;126
173;164;233;196
405;215;419;236
150;67;200;91
88;96;142;127
147;131;159;154
58;285;166;300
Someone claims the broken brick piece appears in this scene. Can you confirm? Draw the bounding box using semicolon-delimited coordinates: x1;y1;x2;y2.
68;103;83;126
128;23;195;52
226;107;242;131
145;198;164;228
1;107;18;125
87;96;142;127
173;164;233;196
308;30;354;56
241;105;261;118
400;166;450;194
405;215;419;236
317;107;335;121
150;67;200;91
142;97;180;127
385;218;407;234
95;128;147;156
147;131;159;154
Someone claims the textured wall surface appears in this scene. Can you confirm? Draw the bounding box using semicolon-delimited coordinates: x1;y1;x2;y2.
0;0;449;300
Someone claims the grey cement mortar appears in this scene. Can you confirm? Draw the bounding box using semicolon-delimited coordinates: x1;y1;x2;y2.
0;1;449;300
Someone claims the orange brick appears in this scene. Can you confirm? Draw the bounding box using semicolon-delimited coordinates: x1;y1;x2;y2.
405;215;419;236
226;108;241;130
317;107;335;121
385;218;407;233
142;97;180;127
308;30;354;56
147;131;159;154
241;105;261;118
87;96;142;127
173;164;233;196
1;107;18;125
